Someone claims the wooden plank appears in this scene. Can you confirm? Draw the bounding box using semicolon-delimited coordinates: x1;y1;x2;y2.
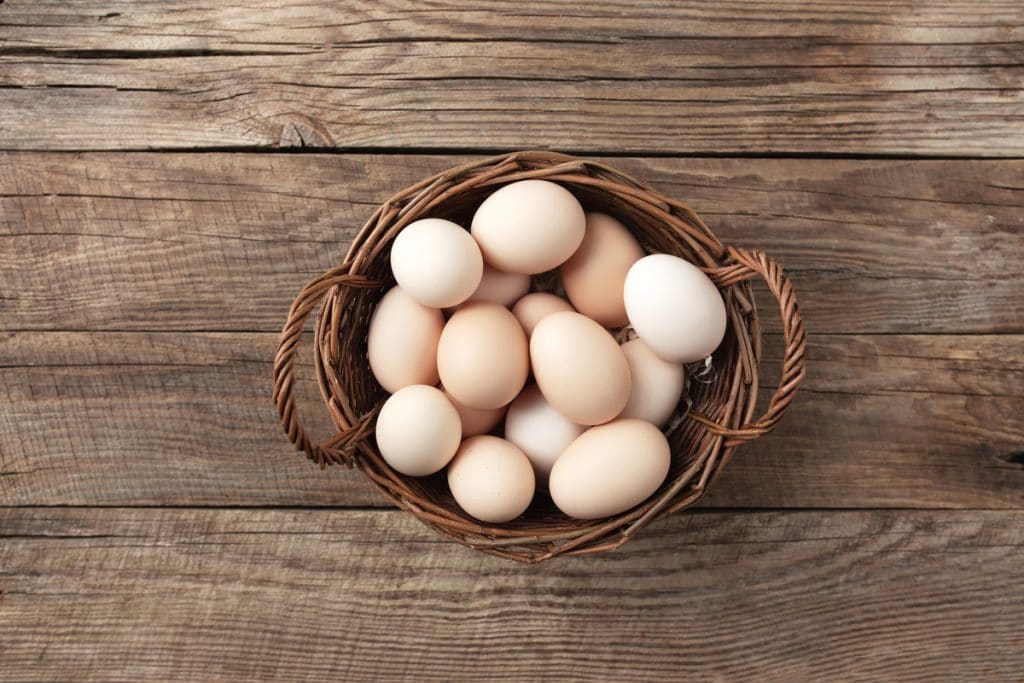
1;1;1023;154
1;507;1022;682
710;332;1024;509
4;0;1021;61
2;331;1022;508
2;152;1022;334
0;330;387;506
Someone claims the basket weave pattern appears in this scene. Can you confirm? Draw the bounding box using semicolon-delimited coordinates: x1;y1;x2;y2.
274;151;806;563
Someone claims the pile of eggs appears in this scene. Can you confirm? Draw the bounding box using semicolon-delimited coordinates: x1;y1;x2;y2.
368;179;727;524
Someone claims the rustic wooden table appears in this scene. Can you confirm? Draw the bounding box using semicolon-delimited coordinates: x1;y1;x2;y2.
2;2;1023;681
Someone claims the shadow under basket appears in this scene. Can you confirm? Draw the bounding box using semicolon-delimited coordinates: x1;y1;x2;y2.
273;151;806;563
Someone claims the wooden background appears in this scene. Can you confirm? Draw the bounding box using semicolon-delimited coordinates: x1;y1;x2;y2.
1;2;1022;681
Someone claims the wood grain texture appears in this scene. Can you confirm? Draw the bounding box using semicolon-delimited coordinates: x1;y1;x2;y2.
3;152;1022;334
2;331;1022;508
4;2;1021;674
2;1;1023;154
2;507;1022;682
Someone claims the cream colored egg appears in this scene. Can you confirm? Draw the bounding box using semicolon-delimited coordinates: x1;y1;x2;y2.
471;180;586;274
549;419;670;520
504;384;586;483
530;311;631;425
560;212;644;327
463;265;531;308
445;389;506;437
375;385;461;476
619;338;686;426
437;302;529;409
624;254;727;363
511;292;575;337
390;218;483;308
447;435;536;523
367;286;444;393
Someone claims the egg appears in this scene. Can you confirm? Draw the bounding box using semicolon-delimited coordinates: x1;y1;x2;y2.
504;384;586;483
374;385;461;476
367;286;444;393
463;264;531;308
390;218;483;308
624;254;728;363
618;338;686;426
447;435;536;523
445;389;506;437
560;212;644;327
471;180;586;274
437;302;529;409
511;292;575;337
549;419;670;519
530;311;631;425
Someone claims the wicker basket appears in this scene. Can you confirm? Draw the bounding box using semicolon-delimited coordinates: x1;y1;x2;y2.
273;151;806;563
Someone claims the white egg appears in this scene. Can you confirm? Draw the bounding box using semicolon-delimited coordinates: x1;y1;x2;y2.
375;385;462;476
504;385;586;483
390;218;483;308
618;338;686;426
624;254;727;363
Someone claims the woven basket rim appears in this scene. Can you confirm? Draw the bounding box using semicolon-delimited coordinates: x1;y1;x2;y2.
273;151;806;563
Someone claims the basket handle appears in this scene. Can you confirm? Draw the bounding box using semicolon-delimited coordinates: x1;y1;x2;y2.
693;247;807;445
272;262;380;467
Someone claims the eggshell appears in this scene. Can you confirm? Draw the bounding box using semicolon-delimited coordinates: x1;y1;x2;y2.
367;286;444;393
624;254;728;363
445;389;506;437
390;218;483;308
471;180;586;274
560;212;644;327
504;384;586;483
511;292;575;337
530;311;631;425
375;385;461;476
618;338;686;426
437;302;529;409
549;419;670;519
464;265;531;308
447;435;536;523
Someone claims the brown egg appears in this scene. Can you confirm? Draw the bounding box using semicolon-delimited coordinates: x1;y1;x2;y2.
529;311;631;425
366;286;444;393
618;338;686;426
560;212;644;327
444;389;506;437
549;418;670;519
463;264;531;308
447;435;536;523
511;292;574;337
471;180;586;274
437;302;529;409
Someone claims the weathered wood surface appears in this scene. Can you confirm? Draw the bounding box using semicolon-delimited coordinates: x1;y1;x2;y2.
3;331;1022;508
3;153;1022;334
2;1;1024;154
4;1;1023;679
2;507;1022;682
